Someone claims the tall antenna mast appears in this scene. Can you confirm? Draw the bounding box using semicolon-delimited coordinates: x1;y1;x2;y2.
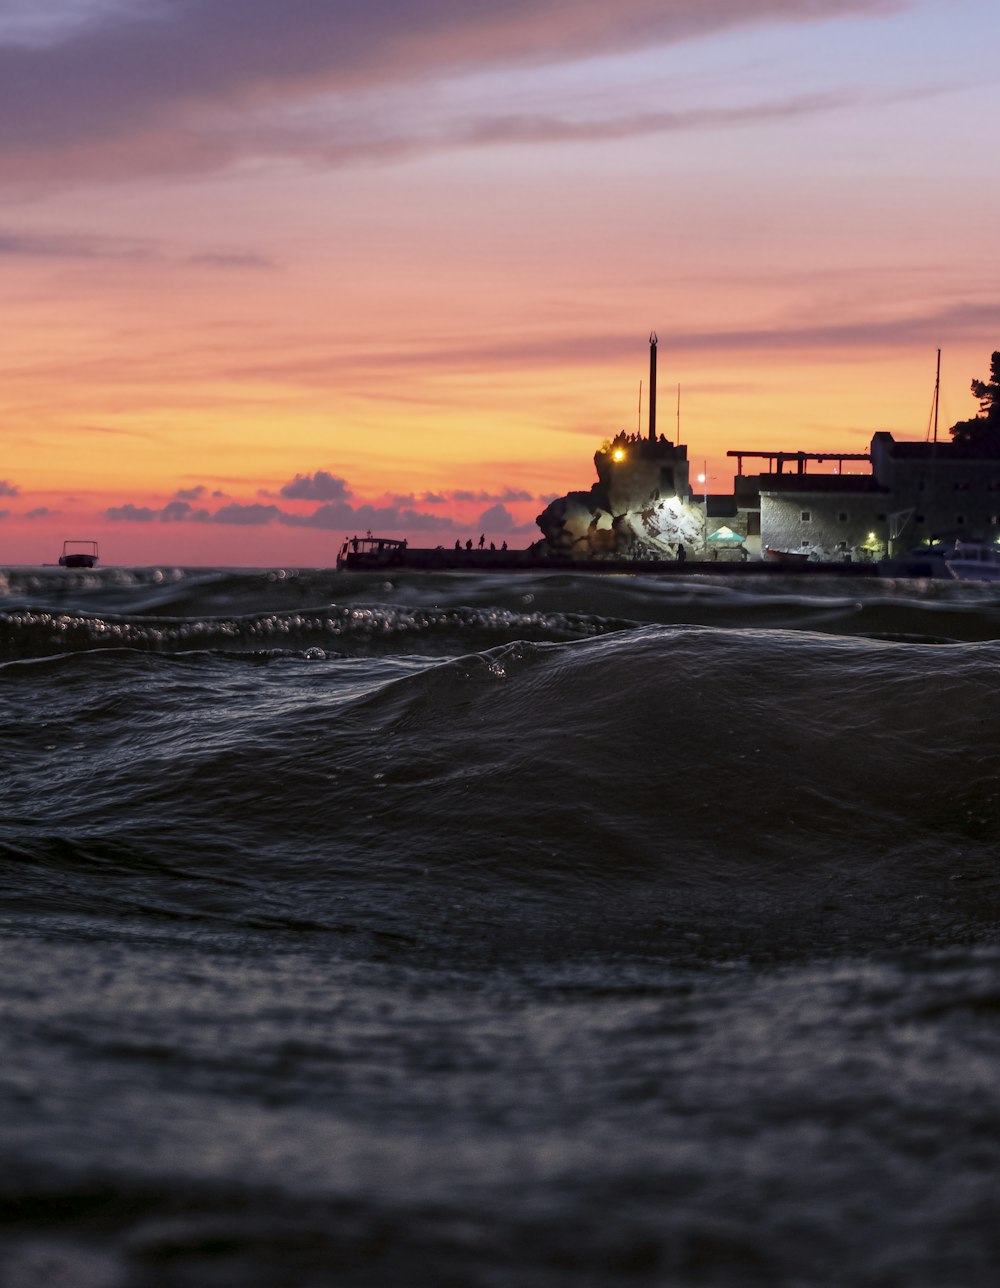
648;332;658;442
638;380;642;435
676;383;681;444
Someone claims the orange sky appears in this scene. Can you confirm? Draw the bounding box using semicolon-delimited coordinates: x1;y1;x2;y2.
2;0;999;565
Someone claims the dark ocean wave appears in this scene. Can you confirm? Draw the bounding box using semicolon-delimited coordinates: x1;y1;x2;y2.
3;625;998;960
7;566;1000;659
3;567;1000;1287
0;602;629;661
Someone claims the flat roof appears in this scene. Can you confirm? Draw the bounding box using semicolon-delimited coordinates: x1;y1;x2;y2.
878;440;1000;460
757;474;886;494
728;450;871;461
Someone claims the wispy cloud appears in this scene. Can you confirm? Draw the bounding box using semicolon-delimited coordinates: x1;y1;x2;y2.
272;89;874;172
0;1;902;183
0;230;154;258
0;480;20;497
185;251;277;271
372;299;1000;373
0;2;133;50
72;424;163;439
675;300;1000;356
0;228;275;268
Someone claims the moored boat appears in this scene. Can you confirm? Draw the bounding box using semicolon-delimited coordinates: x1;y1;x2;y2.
763;547;810;563
944;541;1000;582
336;534;407;570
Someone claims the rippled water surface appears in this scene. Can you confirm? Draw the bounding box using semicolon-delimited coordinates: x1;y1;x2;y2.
1;565;998;1285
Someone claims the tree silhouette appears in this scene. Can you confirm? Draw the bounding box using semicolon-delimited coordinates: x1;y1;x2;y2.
949;350;1000;449
971;351;1000;418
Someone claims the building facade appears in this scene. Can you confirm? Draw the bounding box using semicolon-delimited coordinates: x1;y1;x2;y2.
732;434;1000;560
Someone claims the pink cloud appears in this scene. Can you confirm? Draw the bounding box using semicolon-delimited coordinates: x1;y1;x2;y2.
100;475;542;535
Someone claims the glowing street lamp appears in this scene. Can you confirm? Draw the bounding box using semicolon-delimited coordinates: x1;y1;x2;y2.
697;462;710;552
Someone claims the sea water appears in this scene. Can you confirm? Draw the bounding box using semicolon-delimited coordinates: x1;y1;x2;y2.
1;565;998;1286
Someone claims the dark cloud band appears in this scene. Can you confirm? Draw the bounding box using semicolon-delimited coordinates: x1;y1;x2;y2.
0;1;897;181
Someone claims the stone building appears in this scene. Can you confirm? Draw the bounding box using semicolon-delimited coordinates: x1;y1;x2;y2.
535;429;702;558
533;333;1000;562
756;475;889;560
535;335;705;559
730;434;1000;560
868;433;1000;551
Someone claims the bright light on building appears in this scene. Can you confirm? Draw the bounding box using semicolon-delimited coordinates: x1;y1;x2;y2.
697;473;706;484
613;448;625;462
868;531;876;541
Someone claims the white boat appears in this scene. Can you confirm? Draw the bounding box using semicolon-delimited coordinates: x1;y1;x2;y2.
944;541;1000;582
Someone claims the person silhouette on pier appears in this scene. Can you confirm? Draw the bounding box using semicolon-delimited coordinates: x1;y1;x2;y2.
478;533;485;549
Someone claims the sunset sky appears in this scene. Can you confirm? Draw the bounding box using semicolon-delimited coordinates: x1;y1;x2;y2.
2;0;999;566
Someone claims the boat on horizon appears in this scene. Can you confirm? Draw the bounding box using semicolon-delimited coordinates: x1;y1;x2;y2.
58;540;99;569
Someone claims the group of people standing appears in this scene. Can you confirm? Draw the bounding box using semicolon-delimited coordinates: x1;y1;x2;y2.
454;535;508;552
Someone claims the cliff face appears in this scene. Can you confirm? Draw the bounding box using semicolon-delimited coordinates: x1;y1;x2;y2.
535;433;703;559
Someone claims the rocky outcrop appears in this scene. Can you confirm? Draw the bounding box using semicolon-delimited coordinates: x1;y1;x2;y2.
534;432;702;560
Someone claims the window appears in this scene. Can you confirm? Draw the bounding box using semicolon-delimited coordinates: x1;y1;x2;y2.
954;481;970;492
956;515;966;525
838;511;849;522
837;541;848;551
800;510;811;522
915;514;925;524
917;479;927;492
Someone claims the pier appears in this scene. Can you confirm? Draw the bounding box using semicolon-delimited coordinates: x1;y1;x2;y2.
336;543;887;577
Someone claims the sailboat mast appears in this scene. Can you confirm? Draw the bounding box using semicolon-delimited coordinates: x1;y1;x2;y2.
932;348;941;443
